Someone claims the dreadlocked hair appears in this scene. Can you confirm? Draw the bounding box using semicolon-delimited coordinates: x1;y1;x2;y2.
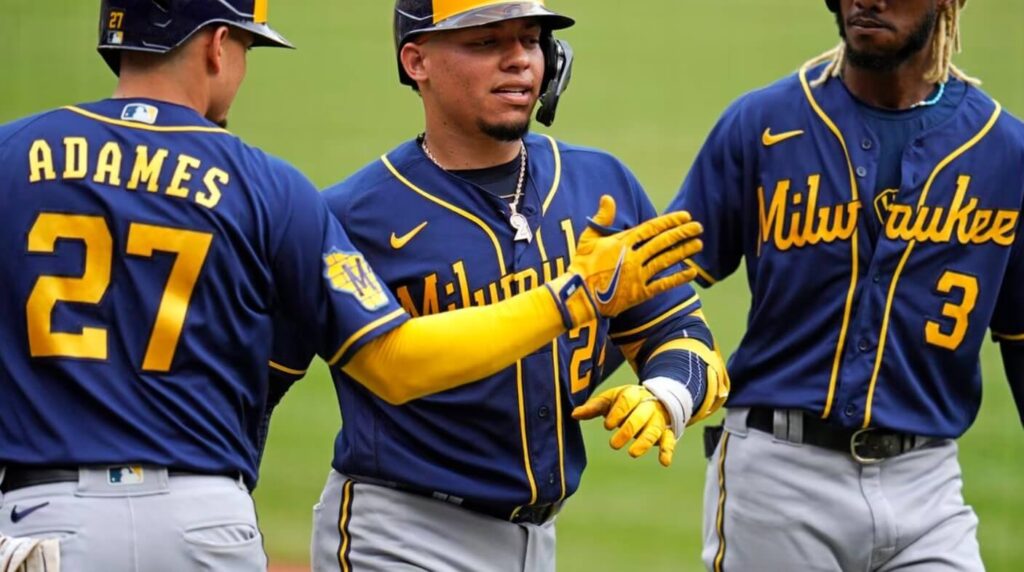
809;0;979;88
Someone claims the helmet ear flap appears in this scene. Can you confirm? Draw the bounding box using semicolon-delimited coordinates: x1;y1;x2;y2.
826;0;839;12
540;31;557;94
536;34;573;127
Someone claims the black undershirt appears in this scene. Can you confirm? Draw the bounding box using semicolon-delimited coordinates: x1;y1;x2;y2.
451;155;523;203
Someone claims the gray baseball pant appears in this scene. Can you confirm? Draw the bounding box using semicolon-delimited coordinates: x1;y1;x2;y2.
311;470;556;572
0;466;265;572
702;408;984;572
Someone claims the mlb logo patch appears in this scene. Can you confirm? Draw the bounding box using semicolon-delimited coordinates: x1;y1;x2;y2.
108;465;145;485
323;249;389;310
107;31;124;45
121;103;159;125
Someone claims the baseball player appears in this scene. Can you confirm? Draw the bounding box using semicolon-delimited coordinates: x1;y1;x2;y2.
282;1;729;570
0;2;706;571
668;0;1024;570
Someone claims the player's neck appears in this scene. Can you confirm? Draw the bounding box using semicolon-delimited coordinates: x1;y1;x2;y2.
112;70;210;118
841;46;938;110
420;123;522;170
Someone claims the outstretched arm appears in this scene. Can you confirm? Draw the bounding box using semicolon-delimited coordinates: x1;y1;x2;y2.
344;195;704;405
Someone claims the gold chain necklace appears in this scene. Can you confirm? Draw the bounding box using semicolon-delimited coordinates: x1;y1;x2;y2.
420;136;532;242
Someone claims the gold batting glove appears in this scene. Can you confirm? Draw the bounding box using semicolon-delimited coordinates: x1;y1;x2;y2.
572;384;677;467
562;195;703;325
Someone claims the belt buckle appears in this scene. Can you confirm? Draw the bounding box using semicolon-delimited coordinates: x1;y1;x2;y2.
850;428;884;464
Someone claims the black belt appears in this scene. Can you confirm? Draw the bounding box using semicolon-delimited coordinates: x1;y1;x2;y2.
746;407;936;464
351;475;562;525
0;466;219;493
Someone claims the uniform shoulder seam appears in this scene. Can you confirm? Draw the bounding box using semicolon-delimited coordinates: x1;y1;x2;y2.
0;109;64;148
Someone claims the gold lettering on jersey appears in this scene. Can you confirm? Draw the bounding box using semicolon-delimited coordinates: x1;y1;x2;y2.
196;168;228;208
757;174;861;252
93;141;123;186
25;138;229;210
874;188;898;225
451;260;472;309
397;273;440;317
166;154;200;198
399;217;577;317
28;140;56;183
127;145;169;192
884;176;1018;246
63;137;89;180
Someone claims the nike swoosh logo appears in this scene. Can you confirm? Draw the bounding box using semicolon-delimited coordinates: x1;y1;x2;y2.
389;221;429;250
595;247;626;305
10;502;50;524
762;128;805;147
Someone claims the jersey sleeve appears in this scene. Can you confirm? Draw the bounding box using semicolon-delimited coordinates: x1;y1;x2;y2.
665;97;753;287
265;159;409;370
990;211;1024;345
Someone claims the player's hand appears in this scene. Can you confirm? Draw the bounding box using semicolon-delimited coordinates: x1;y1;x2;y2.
572;384;677;467
0;532;60;572
568;195;702;318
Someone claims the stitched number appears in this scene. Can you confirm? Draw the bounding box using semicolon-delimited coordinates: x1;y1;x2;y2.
27;214;113;359
568;324;597;393
26;214;213;371
126;224;213;371
924;271;979;351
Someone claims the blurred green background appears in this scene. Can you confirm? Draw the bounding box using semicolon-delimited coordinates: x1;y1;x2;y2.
3;1;1022;570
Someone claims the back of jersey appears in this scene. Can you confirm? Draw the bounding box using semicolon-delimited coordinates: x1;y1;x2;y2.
0;99;291;486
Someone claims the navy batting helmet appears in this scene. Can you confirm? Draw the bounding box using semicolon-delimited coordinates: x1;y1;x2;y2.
98;0;293;75
825;0;838;12
393;0;574;86
393;0;575;125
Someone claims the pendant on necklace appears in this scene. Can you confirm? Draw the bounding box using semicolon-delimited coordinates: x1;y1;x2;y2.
510;212;532;242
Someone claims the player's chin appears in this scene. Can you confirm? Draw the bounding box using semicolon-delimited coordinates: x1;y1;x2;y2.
845;31;900;56
478;115;533;142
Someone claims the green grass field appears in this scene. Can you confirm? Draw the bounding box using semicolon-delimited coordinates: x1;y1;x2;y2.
4;1;1023;569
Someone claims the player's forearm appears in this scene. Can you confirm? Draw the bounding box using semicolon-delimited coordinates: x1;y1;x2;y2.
999;343;1024;428
625;309;728;424
641;337;727;424
343;274;585;405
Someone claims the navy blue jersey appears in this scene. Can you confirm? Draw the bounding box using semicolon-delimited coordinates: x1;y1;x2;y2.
309;134;710;514
0;99;407;488
669;63;1024;438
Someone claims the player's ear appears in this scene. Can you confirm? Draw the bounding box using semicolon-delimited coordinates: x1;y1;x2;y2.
400;41;429;86
205;25;231;75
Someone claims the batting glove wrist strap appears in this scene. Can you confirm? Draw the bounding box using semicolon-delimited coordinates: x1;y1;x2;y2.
545;273;598;329
643;376;695;440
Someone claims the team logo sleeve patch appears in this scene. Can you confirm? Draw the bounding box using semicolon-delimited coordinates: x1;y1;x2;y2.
322;249;389;310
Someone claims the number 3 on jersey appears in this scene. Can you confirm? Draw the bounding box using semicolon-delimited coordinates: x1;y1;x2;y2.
26;213;213;372
925;270;979;351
